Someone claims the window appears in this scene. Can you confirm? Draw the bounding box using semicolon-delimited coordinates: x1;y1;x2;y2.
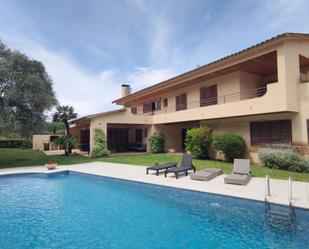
136;129;142;143
176;93;187;111
200;85;218;106
143;99;161;113
131;107;137;114
250;120;292;146
163;98;168;107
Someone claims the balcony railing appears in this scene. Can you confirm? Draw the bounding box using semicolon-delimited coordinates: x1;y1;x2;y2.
131;86;267;115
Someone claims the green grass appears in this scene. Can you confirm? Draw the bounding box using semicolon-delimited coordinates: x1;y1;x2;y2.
0;149;93;168
1;149;309;182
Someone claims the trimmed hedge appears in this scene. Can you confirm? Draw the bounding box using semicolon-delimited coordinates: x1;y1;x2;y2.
259;149;309;172
185;126;212;159
0;139;32;149
212;131;247;162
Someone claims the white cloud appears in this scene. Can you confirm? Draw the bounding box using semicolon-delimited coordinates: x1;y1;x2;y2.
0;32;176;117
127;67;176;91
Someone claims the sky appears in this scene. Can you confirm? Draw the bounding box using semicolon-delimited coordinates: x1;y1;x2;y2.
0;0;309;117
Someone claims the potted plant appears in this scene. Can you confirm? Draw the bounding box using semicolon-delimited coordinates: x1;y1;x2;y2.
46;161;57;170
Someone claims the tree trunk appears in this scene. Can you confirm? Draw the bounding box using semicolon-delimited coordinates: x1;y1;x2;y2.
64;120;71;155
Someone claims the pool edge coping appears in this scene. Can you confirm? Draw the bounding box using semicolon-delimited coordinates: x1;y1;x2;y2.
1;169;308;211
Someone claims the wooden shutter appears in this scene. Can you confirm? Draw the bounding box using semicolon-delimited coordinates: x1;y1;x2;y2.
250;120;292;146
176;93;187;111
200;85;218;106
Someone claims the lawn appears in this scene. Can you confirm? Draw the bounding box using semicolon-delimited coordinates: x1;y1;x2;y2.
1;149;309;182
0;149;94;168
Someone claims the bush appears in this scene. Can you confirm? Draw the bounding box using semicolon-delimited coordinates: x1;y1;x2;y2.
54;135;77;152
92;128;109;157
259;149;309;172
0;139;32;149
212;131;247;162
149;132;165;153
185;126;212;159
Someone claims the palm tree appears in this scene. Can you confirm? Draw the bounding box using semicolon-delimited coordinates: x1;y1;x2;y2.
53;105;77;155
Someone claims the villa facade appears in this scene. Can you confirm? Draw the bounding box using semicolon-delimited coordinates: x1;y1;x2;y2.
70;33;309;160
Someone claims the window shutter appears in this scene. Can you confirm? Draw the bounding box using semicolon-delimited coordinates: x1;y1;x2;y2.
200;85;217;106
250;120;291;146
176;95;181;111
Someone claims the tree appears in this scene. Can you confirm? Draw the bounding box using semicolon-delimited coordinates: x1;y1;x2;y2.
0;39;57;138
53;105;77;155
44;122;65;134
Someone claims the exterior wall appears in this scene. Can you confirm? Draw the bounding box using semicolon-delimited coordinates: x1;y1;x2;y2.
153;122;199;152
291;83;309;144
32;135;60;151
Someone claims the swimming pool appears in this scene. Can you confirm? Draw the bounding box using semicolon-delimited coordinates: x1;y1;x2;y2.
0;171;309;249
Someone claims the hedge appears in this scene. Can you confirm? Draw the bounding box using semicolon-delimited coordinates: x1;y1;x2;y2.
212;131;247;162
149;132;165;153
259;149;309;173
185;126;212;159
0;139;32;149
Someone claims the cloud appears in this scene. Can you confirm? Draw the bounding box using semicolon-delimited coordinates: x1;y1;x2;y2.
0;32;176;117
2;0;309;119
127;67;176;91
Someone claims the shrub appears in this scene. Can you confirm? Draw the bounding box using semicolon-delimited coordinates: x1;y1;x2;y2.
185;126;212;159
259;149;309;172
212;131;247;162
149;132;165;153
0;139;32;149
54;135;77;155
92;128;109;157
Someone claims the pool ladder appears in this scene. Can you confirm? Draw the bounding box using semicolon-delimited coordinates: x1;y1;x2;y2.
264;175;295;230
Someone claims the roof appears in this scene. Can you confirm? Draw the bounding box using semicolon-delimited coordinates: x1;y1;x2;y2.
70;109;126;124
113;32;309;105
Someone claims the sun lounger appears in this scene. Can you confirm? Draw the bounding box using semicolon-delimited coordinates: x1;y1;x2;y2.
146;162;177;176
190;168;223;181
164;153;196;179
224;159;251;185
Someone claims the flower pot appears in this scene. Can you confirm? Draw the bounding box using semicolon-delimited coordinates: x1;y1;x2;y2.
46;163;57;170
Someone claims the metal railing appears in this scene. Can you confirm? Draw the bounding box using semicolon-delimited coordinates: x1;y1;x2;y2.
131;86;267;115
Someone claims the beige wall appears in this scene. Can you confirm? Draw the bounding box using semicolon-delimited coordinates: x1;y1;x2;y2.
32;135;60;151
153;122;199;152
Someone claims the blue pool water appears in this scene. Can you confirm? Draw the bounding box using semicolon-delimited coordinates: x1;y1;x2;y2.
1;172;309;249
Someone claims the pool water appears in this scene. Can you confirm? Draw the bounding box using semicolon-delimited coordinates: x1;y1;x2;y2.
0;171;309;249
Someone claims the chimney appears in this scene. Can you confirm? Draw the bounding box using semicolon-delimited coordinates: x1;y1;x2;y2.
121;84;131;97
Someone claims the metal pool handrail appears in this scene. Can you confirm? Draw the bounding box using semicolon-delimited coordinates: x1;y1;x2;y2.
288;176;293;206
264;175;270;201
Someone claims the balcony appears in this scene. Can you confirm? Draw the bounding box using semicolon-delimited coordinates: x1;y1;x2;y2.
132;86;267;116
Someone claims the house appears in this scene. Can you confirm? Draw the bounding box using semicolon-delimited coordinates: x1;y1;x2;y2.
70;33;309;160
